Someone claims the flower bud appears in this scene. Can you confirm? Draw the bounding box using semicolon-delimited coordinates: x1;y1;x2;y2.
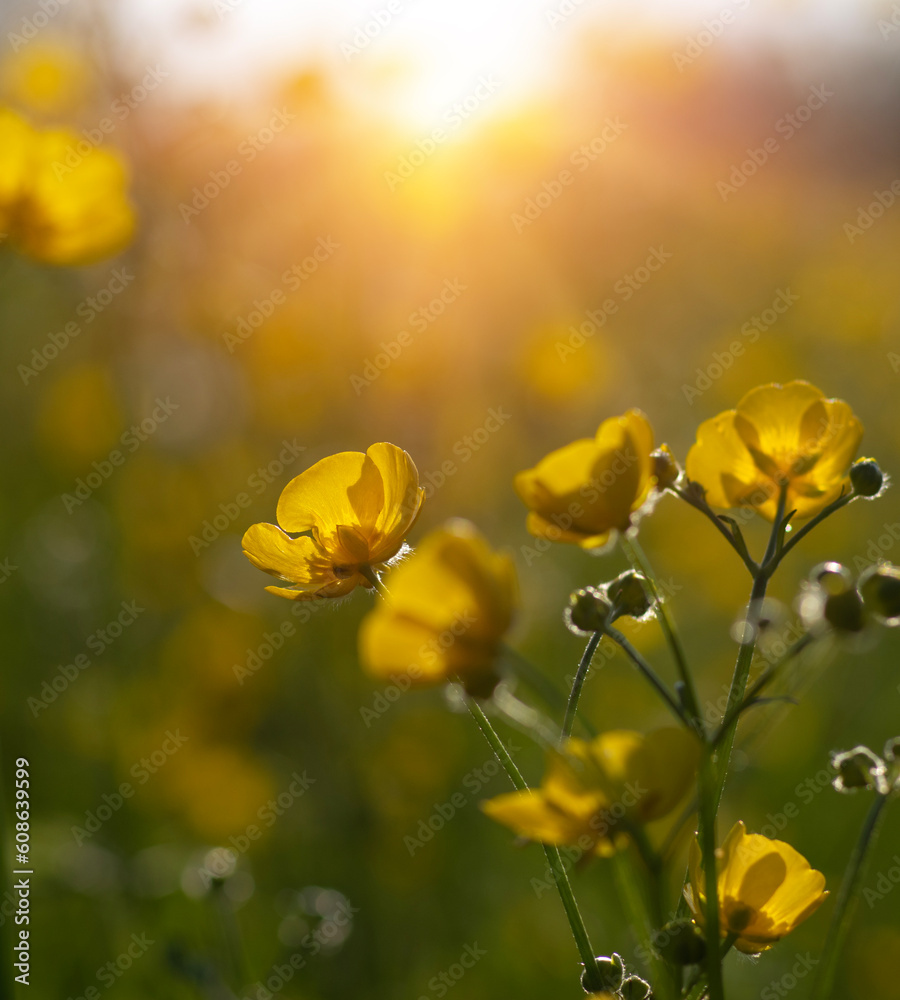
858;563;900;626
831;746;888;793
620;976;652;1000
849;457;884;497
652;445;680;491
657;919;707;966
566;587;612;635
884;737;900;763
581;954;625;994
799;564;866;633
822;589;866;633
809;561;853;594
607;570;652;621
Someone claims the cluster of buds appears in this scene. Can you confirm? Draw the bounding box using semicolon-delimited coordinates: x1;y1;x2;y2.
565;570;654;636
798;560;900;635
831;740;900;796
581;953;652;998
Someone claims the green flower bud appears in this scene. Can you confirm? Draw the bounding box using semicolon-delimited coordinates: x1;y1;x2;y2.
651;445;680;491
607;570;652;621
657;919;707;966
799;564;866;633
620;976;652;1000
823;589;866;633
809;561;853;594
566;587;613;635
849;457;884;498
831;746;888;793
581;954;625;994
858;563;900;626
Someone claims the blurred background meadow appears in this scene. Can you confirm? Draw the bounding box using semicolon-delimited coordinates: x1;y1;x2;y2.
1;0;900;996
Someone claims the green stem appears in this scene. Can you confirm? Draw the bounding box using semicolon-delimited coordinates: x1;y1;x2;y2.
812;793;891;1000
562;632;602;741
359;564;389;599
696;749;725;1000
621;534;703;734
673;487;758;576
714;485;787;803
463;695;604;990
711;632;815;748
604;626;693;730
764;489;855;573
611;850;676;1000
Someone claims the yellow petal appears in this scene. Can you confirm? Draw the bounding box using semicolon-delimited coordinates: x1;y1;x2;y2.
241;522;331;584
481;790;589;845
686;412;766;510
733;381;828;461
365;442;425;559
276;450;370;535
358;610;466;684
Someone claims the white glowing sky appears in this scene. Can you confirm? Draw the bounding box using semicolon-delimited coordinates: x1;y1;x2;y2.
108;0;885;129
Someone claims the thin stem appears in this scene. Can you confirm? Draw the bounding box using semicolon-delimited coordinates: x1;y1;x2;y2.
714;484;787;802
812;793;891;1000
712;632;815;748
463;694;604;990
696;750;725;1000
673;487;758;576
604;626;693;730
359;564;389;599
621;533;703;735
562;632;602;741
765;489;855;573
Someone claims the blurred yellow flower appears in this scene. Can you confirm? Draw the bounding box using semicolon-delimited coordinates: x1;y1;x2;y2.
1;44;90;116
243;442;425;601
685;820;828;954
358;519;517;697
0;107;135;265
686;381;862;521
515;409;655;549
482;728;699;855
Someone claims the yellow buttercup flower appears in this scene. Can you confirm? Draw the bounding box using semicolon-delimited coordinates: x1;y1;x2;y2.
686;381;862;521
358;519;517;697
515;410;656;549
0;107;135;265
685;821;828;954
482;728;699;855
243;442;425;602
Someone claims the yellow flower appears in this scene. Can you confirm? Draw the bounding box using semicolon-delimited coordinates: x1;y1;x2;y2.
685;821;828;954
482;728;699;855
243;442;425;602
515;410;655;549
0;107;134;265
686;381;862;521
358;519;517;697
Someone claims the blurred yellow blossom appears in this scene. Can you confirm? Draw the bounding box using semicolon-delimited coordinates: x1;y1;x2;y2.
358;519;517;697
686;381;863;521
685;820;828;954
1;43;90;116
243;442;424;601
482;727;699;855
515;410;656;550
0;107;134;265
